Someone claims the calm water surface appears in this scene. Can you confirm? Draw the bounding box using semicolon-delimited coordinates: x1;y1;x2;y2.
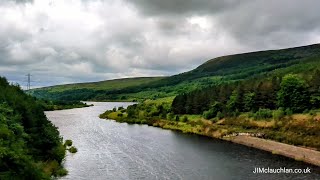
46;102;320;180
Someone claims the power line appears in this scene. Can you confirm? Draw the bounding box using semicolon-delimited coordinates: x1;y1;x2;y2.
26;73;32;90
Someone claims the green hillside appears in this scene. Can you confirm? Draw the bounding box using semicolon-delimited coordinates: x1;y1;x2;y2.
36;77;165;92
0;77;67;179
30;43;320;101
30;77;166;101
98;43;320;151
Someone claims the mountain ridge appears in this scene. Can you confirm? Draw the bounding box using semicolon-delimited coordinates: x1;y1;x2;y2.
30;43;320;101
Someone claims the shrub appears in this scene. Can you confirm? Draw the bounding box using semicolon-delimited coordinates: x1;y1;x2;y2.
68;146;78;153
285;108;293;116
160;113;166;119
231;109;240;118
253;108;273;120
166;113;174;120
309;110;317;116
203;109;215;119
175;115;180;121
55;168;68;177
127;106;136;118
273;108;285;120
182;116;188;122
118;106;124;111
64;140;73;147
50;144;67;164
216;111;224;120
210;118;218;123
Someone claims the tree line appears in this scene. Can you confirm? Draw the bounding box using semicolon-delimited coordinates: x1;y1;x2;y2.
172;70;320;118
0;77;66;179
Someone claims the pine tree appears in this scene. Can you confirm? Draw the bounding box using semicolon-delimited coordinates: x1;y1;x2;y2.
309;69;320;108
277;74;310;112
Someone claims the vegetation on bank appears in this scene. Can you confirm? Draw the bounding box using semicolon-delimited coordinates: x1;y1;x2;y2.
97;45;320;152
37;100;93;111
64;140;78;154
0;77;68;179
100;96;320;150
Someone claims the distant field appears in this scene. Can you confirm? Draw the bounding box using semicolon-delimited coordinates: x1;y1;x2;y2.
35;77;166;92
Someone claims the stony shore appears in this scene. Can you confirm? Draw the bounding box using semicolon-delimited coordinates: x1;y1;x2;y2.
149;121;320;167
223;135;320;167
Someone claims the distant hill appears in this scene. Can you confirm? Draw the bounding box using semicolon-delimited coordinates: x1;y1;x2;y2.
30;43;320;101
154;43;320;84
35;77;166;92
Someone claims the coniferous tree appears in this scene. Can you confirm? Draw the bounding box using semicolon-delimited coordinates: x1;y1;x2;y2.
309;69;320;108
277;74;310;112
226;90;239;113
243;92;255;112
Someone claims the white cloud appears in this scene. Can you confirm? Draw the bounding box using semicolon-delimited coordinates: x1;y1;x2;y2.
0;0;319;88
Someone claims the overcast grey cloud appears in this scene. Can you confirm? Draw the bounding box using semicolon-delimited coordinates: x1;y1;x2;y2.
0;0;320;88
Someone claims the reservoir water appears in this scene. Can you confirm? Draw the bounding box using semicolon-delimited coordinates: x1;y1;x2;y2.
46;102;320;180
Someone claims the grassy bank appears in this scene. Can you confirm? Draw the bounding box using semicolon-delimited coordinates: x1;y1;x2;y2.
38;100;93;111
100;109;320;150
99;97;320;167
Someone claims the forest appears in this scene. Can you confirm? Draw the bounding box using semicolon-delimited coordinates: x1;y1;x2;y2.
172;71;320;116
0;77;67;179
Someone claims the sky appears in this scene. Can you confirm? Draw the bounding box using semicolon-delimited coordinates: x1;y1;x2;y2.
1;0;320;89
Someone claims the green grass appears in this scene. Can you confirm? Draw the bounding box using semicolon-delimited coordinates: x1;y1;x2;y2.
36;77;165;92
101;106;320;150
144;96;175;104
182;114;203;121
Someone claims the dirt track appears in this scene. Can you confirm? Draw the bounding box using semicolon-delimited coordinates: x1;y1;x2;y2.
223;135;320;167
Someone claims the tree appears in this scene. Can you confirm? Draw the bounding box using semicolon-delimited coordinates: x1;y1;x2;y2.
203;109;215;119
0;76;66;179
309;69;320;93
226;90;238;112
172;94;186;114
127;105;136;118
243;92;255;112
277;74;310;112
226;85;244;112
309;70;320;108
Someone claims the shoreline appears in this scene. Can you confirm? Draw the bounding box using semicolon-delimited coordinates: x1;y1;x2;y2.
223;135;320;167
104;118;320;167
160;122;320;167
